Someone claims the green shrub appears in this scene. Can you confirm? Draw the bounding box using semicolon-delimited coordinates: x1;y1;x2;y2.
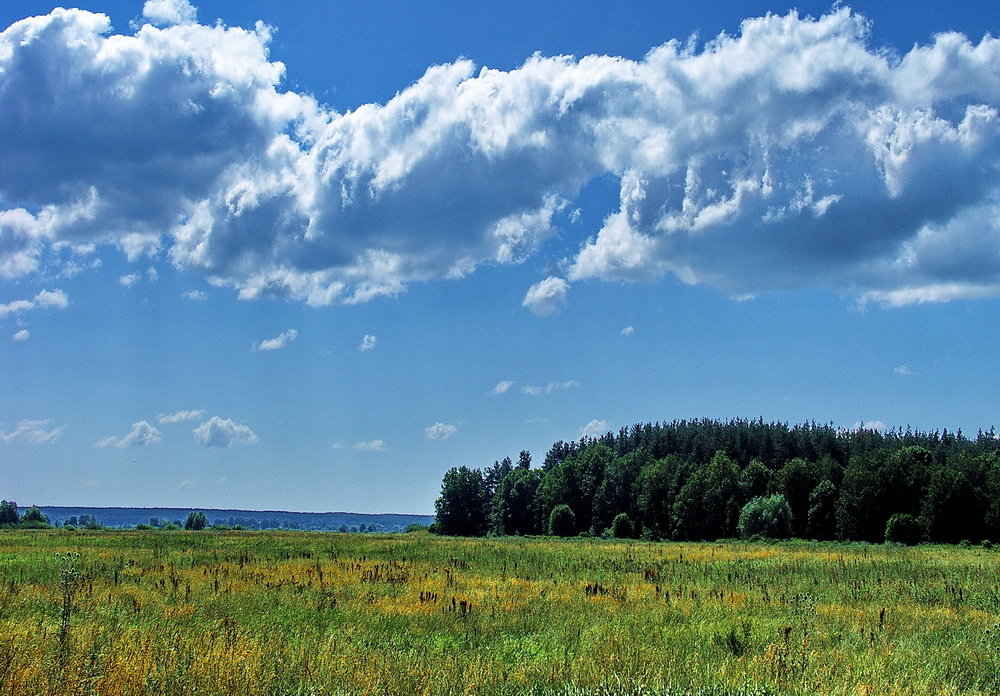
737;495;792;540
609;512;633;539
884;513;923;545
547;504;576;537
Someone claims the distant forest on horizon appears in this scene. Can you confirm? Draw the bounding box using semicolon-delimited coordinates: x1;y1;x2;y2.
433;418;1000;545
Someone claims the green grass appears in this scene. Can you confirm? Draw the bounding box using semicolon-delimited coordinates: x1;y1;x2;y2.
1;530;999;695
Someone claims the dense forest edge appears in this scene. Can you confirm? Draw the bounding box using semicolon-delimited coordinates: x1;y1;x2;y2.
432;418;1000;545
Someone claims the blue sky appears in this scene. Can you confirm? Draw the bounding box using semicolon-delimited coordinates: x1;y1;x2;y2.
1;0;998;514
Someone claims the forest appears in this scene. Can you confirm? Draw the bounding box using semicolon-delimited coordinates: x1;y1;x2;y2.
433;419;1000;544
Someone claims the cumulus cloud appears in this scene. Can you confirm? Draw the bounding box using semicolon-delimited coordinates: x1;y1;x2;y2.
359;334;377;351
521;380;580;396
424;422;457;440
620;325;634;336
522;276;570;316
354;439;387;451
894;365;915;376
97;420;162;447
12;329;28;341
157;409;206;424
254;328;297;351
489;380;514;395
0;289;68;317
142;0;197;27
119;273;140;287
182;290;207;300
1;7;998;308
192;416;258;447
1;419;63;444
580;418;609;437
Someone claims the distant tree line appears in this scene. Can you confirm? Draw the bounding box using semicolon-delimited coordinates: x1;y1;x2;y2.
0;504;422;534
432;419;1000;545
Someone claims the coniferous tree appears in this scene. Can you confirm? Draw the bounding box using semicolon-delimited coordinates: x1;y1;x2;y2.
517;450;532;470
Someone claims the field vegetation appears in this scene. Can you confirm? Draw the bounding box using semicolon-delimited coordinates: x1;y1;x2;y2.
2;530;999;695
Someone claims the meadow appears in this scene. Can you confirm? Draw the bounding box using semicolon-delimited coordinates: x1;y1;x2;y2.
1;530;998;696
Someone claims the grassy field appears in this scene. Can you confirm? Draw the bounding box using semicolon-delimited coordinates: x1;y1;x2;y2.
1;530;999;695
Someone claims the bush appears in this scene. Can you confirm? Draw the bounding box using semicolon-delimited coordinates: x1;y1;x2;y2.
884;513;923;545
737;495;793;539
18;519;52;530
547;504;576;537
610;512;634;539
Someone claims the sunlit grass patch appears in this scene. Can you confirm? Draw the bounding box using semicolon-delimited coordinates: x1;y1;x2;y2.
1;531;998;695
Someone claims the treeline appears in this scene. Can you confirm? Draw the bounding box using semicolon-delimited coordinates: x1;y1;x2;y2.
0;505;428;534
432;419;1000;544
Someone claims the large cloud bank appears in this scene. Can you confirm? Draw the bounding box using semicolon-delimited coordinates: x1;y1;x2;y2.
1;6;997;307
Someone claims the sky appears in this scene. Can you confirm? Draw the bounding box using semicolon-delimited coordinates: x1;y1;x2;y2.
0;0;998;515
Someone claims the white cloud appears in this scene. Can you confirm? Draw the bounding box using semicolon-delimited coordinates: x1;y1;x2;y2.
1;8;998;308
489;380;514;395
1;419;63;444
620;325;634;336
192;416;258;447
521;380;580;396
120;420;162;447
142;0;197;26
853;420;888;432
0;289;69;317
97;420;162;447
522;277;569;316
359;334;377;351
12;329;29;341
157;409;206;424
580;419;609;438
893;365;915;376
424;422;457;440
182;290;207;300
354;439;387;451
254;328;297;351
119;273;140;287
147;266;158;282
